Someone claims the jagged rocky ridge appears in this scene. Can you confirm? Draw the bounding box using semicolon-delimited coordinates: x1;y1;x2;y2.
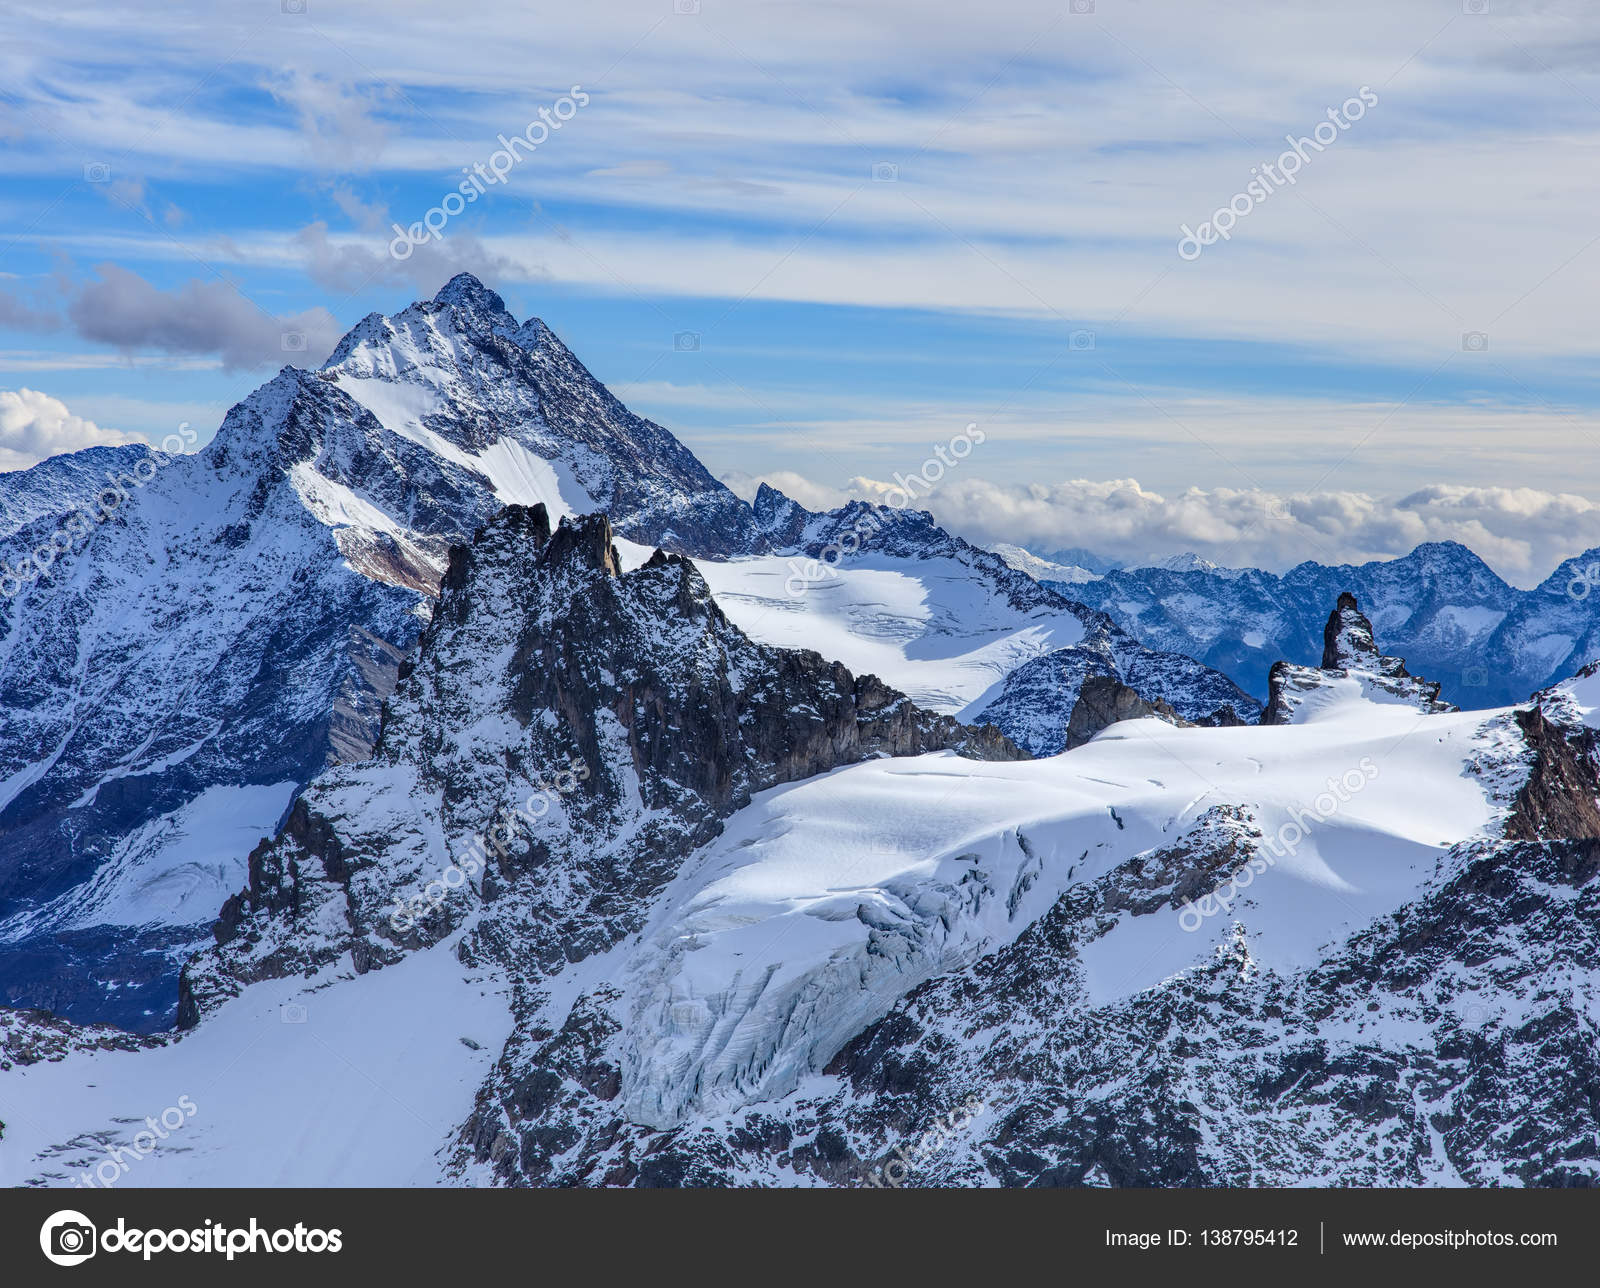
176;502;1021;1030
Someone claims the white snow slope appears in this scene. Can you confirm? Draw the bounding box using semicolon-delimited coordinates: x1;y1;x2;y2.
1;938;509;1188
697;553;1086;718
618;691;1514;1128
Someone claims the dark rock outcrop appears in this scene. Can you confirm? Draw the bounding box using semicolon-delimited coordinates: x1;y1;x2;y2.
1065;674;1191;749
1504;705;1600;840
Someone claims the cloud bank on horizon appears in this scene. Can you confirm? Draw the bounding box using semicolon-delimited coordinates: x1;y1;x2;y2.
723;470;1600;588
3;0;1600;576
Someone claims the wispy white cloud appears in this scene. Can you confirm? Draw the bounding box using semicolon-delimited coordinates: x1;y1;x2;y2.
265;71;394;172
8;0;1600;367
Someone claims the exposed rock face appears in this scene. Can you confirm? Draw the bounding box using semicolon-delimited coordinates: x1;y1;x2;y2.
0;1006;160;1077
177;503;1023;1027
1064;674;1190;750
1322;590;1384;668
1263;592;1456;724
1503;705;1600;840
326;626;407;766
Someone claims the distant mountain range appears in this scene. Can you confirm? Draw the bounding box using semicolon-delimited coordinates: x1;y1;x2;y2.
990;539;1600;708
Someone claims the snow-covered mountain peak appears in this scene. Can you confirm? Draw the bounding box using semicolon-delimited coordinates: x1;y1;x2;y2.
1127;551;1235;576
988;541;1099;585
431;270;516;322
316;277;766;557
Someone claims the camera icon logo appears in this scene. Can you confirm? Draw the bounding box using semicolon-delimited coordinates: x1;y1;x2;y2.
1462;331;1489;352
40;1211;97;1266
281;330;307;353
280;1002;308;1023
1070;0;1096;12
1463;0;1488;13
674;0;701;13
871;161;898;182
1461;665;1488;687
1069;329;1096;351
83;162;111;183
282;0;308;13
673;331;700;352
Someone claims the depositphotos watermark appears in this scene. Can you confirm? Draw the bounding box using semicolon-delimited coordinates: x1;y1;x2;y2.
1566;562;1600;601
1;423;198;599
388;756;590;933
40;1211;342;1266
783;423;985;597
389;86;589;260
1177;87;1378;260
861;1094;987;1187
1177;757;1379;931
72;1095;197;1189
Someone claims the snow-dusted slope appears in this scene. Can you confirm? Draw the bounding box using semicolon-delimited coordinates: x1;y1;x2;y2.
0;443;159;544
696;552;1085;718
0;943;509;1187
705;486;1259;748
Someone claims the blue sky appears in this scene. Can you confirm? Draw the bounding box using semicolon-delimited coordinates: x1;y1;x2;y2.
7;0;1600;580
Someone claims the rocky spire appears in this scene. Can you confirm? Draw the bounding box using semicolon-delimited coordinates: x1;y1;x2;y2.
1263;590;1455;723
1322;591;1381;669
